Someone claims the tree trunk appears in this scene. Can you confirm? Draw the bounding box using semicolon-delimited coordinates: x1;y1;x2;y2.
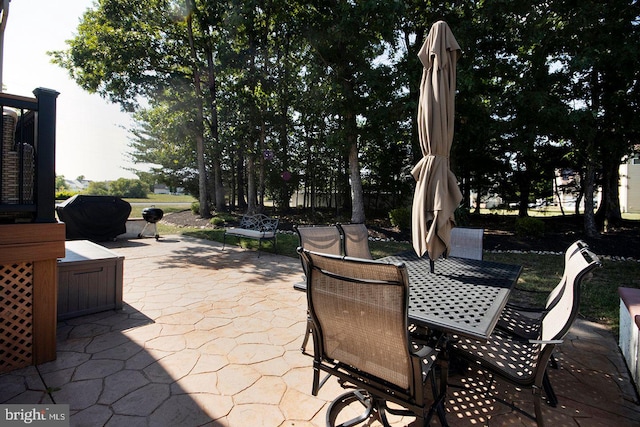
517;170;530;217
247;155;257;215
236;153;247;210
597;159;623;230
349;139;365;224
185;10;210;218
259;118;266;210
583;162;599;238
553;171;565;216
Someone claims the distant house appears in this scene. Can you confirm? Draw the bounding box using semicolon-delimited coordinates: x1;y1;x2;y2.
553;157;640;214
153;184;171;194
620;154;640;214
553;168;582;209
153;184;185;195
64;179;90;191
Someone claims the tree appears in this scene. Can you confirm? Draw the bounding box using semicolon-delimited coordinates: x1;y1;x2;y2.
109;178;148;198
555;0;640;234
51;0;214;217
84;181;110;196
52;0;640;227
55;175;70;192
300;0;402;223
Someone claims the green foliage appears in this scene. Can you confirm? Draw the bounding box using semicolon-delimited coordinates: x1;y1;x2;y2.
209;216;225;227
514;216;545;238
51;0;640;226
83;181;110;196
55;175;70;191
109;178;148;198
454;206;470;227
389;207;411;231
191;202;199;215
55;190;76;200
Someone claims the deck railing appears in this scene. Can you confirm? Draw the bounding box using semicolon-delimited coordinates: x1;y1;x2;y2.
1;88;59;223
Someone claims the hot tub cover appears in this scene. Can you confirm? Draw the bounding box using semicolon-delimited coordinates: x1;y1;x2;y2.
56;195;131;241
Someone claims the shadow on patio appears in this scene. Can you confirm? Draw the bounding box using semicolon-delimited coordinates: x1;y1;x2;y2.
1;235;639;426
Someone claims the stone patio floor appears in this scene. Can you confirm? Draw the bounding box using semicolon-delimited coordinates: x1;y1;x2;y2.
1;235;639;426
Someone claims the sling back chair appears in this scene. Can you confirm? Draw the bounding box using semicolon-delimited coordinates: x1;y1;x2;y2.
298;248;446;427
498;240;589;339
294;224;343;257
496;240;589;406
293;225;343;352
448;227;484;260
337;223;373;260
449;247;601;427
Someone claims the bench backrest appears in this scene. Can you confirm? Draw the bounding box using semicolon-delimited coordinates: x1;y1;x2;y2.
240;213;279;232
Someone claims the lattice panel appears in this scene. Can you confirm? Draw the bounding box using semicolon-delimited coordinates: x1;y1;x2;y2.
0;262;34;373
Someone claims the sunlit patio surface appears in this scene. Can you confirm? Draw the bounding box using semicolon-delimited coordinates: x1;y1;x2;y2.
1;235;639;426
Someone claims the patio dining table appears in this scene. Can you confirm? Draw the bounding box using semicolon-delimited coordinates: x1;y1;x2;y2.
380;251;522;340
381;251;522;425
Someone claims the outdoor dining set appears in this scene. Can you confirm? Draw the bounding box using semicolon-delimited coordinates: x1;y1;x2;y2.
293;223;601;427
282;20;588;426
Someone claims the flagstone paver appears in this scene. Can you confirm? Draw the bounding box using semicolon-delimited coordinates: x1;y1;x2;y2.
1;235;638;426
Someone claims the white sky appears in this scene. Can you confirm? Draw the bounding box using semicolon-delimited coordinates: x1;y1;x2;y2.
3;0;140;181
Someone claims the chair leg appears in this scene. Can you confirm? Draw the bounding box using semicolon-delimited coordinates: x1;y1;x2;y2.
549;353;558;369
301;315;312;354
542;370;558;407
326;389;374;427
312;365;321;396
533;386;544;427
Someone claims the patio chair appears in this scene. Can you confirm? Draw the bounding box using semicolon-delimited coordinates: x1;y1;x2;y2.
449;247;601;427
496;240;589;406
294;224;342;257
293;225;343;353
448;227;483;260
499;240;590;339
337;223;373;259
298;248;446;427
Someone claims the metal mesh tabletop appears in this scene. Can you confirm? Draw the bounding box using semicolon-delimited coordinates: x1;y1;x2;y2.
380;252;522;340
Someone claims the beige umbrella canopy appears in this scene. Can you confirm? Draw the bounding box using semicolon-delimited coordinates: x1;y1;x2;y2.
411;21;463;264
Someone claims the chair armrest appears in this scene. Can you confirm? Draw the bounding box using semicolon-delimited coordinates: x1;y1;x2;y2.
528;339;563;345
293;281;307;292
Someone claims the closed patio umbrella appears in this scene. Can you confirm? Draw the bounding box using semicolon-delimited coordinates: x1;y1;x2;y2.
411;21;463;268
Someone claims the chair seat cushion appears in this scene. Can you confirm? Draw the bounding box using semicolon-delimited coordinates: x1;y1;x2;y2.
226;228;274;239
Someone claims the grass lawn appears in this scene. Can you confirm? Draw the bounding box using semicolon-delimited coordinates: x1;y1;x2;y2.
124;194;196;217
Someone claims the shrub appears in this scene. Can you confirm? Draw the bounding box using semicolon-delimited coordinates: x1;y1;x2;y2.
454;206;470;227
55;190;76;200
515;216;545;238
109;178;147;198
83;181;110;195
389;207;411;231
191;202;199;214
209;216;225;227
